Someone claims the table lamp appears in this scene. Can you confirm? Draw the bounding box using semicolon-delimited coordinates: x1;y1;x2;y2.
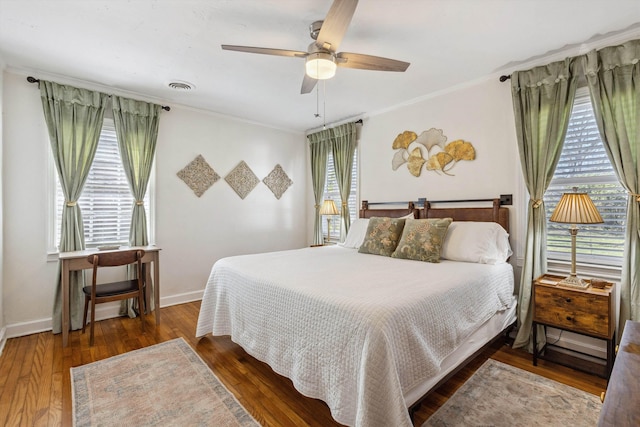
319;199;339;243
549;188;603;288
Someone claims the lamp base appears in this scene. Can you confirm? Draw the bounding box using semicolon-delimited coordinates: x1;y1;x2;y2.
557;274;590;289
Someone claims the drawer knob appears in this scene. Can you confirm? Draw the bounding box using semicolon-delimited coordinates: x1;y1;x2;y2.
565;298;572;303
600;391;606;403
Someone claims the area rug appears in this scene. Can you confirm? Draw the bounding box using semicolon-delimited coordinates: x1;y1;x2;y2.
71;338;259;426
423;359;601;427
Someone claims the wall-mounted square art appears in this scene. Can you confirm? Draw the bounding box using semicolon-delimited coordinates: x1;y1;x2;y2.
262;164;293;199
177;154;220;197
225;161;259;199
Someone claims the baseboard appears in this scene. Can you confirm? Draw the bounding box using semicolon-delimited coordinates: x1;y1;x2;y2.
160;290;204;307
4;290;205;340
546;327;607;360
0;327;7;357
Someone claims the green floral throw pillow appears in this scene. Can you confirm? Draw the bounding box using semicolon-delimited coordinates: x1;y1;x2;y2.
358;217;406;257
391;218;453;262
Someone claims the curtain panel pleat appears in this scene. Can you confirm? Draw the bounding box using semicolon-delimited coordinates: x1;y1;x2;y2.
40;80;108;334
330;123;357;240
308;130;331;246
582;39;640;334
511;58;580;351
112;95;161;317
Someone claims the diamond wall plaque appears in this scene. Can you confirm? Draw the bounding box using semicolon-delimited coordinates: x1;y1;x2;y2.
176;154;220;197
262;164;293;199
225;161;259;199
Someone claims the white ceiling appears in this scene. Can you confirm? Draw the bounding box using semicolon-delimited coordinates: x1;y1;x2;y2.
1;0;639;133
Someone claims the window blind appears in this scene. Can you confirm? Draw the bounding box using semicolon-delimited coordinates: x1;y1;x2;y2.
544;90;626;265
55;119;150;249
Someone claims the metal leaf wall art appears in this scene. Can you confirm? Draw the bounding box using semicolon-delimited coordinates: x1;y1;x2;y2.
391;128;476;177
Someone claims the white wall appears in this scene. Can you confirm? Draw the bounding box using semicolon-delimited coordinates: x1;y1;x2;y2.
358;77;522;284
155;105;307;304
1;70;307;337
0;59;5;352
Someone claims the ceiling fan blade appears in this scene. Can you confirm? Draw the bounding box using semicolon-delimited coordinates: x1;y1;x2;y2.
301;74;318;94
221;45;307;58
316;0;358;52
336;52;410;72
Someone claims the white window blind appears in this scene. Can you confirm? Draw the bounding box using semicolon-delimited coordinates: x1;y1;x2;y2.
323;148;358;241
544;89;626;265
54;118;150;249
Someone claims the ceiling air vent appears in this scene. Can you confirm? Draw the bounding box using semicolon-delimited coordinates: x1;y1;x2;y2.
168;81;194;90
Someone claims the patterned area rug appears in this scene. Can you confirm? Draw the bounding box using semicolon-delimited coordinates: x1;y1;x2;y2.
71;338;259;427
423;359;601;427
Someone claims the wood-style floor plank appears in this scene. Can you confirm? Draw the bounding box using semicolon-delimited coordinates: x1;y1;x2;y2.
0;301;607;426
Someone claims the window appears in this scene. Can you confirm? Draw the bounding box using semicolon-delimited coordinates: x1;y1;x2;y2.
51;118;152;251
322;148;358;241
544;88;626;266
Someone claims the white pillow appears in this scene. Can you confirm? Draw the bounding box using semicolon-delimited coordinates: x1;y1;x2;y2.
339;218;370;249
440;221;512;264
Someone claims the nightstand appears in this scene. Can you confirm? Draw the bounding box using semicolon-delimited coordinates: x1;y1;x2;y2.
532;273;616;379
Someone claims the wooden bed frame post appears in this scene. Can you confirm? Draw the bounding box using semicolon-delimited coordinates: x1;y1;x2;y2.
492;198;500;223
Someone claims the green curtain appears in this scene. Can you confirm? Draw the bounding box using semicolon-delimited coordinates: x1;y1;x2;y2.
330;123;357;241
112;96;161;317
583;40;640;333
511;58;580;351
308;129;331;246
40;81;108;334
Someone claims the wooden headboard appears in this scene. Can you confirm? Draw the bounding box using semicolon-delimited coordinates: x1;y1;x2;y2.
359;201;419;219
422;199;509;232
360;197;510;232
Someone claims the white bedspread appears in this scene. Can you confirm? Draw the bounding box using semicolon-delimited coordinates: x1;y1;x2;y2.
196;246;514;427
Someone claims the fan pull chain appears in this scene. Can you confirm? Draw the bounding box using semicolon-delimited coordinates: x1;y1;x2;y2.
314;79;321;118
323;80;326;129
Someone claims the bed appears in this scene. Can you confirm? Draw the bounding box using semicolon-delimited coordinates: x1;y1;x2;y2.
196;197;516;427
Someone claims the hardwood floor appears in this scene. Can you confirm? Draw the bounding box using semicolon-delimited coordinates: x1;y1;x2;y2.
0;301;607;426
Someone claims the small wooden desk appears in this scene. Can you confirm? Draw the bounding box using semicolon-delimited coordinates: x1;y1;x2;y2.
59;246;160;347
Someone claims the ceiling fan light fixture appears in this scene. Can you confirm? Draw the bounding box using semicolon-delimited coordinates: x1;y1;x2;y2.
305;52;336;80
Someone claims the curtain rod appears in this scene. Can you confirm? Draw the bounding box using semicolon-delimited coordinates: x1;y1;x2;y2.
364;194;513;206
26;76;171;111
499;75;511;82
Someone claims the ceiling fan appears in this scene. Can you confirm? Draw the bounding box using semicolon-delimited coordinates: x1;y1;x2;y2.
221;0;410;94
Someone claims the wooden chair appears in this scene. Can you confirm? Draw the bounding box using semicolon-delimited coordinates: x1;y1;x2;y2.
82;249;146;346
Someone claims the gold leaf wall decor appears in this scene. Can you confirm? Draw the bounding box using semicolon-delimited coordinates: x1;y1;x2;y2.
390;128;475;177
392;131;417;149
426;152;454;174
407;148;426;177
445;140;475;161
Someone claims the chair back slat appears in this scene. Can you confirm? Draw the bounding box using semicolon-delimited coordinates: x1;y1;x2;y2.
87;250;144;268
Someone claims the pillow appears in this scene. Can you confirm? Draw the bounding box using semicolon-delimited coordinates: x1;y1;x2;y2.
358;217;406;257
339;218;370;249
440;221;513;264
400;212;416;219
391;218;452;262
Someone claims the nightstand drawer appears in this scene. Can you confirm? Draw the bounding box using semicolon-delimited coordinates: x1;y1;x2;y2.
534;285;611;338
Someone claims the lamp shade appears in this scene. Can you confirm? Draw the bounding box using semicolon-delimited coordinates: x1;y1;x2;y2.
305;52;337;80
319;199;339;215
550;192;603;224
